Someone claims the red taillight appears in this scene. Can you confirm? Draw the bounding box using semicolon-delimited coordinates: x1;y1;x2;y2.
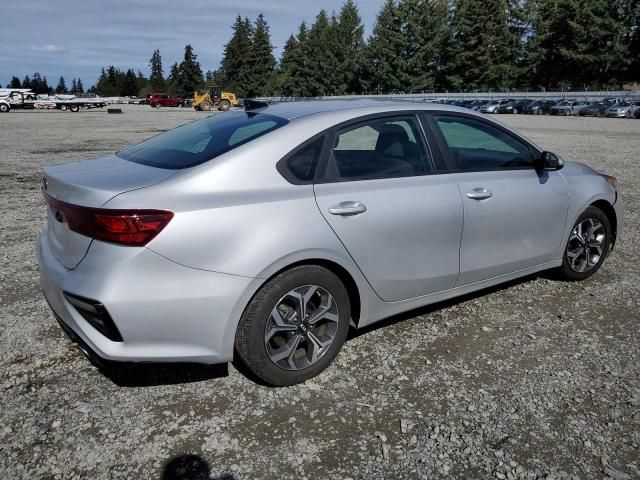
44;192;173;246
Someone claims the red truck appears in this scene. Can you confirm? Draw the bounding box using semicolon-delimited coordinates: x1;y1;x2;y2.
146;93;184;108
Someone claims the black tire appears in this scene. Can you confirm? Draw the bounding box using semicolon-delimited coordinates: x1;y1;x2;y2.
235;265;351;386
218;100;231;112
200;100;213;111
60;104;68;111
0;103;9;113
70;104;80;113
557;206;612;281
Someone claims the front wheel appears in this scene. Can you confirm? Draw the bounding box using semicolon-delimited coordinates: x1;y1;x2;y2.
0;103;9;113
235;265;351;386
557;206;611;281
218;100;231;112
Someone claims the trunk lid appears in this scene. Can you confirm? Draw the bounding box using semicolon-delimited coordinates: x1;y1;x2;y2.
43;154;176;269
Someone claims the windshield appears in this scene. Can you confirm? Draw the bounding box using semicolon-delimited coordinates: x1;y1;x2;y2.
117;111;288;169
617;102;630;107
556;101;571;106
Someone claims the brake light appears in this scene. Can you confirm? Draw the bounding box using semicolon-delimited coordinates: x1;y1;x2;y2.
44;192;173;246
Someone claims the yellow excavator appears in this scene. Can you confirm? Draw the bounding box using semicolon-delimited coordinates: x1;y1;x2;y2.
193;86;239;111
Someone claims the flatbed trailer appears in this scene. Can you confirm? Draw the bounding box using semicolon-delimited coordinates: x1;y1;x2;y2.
0;90;107;113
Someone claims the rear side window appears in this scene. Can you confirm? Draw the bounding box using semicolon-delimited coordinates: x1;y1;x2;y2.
434;115;533;170
283;137;324;182
117;112;288;169
330;116;432;180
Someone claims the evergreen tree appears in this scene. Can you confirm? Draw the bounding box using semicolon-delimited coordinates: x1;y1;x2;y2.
333;0;366;94
220;16;254;96
22;75;31;89
77;78;84;94
306;10;335;95
56;76;67;94
167;62;180;93
245;14;276;97
121;69;138;96
525;0;636;89
363;0;405;93
446;0;519;91
278;34;300;95
174;44;203;97
71;78;77;94
400;0;450;92
149;49;165;90
9;76;21;88
30;73;45;93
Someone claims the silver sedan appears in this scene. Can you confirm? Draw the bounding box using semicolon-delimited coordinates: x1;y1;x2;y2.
38;101;623;386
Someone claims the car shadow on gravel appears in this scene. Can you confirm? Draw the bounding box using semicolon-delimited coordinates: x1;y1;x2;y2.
348;271;550;341
161;454;235;480
95;361;229;388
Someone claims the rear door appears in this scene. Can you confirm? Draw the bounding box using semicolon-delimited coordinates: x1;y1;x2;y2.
313;114;463;302
428;113;568;285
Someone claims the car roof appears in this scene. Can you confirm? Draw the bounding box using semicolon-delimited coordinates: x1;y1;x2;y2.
260;99;473;121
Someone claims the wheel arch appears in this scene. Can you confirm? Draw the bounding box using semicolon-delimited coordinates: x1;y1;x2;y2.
590;199;618;247
252;258;362;328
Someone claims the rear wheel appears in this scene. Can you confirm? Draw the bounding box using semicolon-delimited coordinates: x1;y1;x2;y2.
70;104;80;113
60;104;68;111
218;99;231;112
235;265;351;386
200;100;213;111
557;206;611;281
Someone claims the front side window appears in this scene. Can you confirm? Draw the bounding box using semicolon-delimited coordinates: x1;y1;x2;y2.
330;116;431;180
117;112;288;169
434;115;533;170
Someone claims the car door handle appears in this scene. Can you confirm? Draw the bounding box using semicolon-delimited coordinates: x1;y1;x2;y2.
466;187;493;200
328;201;367;216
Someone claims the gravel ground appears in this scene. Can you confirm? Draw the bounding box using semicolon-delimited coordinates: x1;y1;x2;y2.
0;105;639;480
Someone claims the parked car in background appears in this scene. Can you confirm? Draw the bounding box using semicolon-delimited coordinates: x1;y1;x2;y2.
451;100;474;108
549;100;589;116
468;100;490;111
522;100;556;115
479;99;511;113
635;107;640;119
38;100;622;386
578;102;610;117
497;99;533;114
605;101;640;118
146;93;184;108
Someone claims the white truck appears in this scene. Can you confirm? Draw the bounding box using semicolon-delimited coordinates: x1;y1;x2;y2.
0;89;108;113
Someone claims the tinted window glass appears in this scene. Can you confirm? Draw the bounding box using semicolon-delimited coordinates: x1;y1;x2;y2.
117;112;288;169
286;137;324;182
434;116;533;170
331;116;431;180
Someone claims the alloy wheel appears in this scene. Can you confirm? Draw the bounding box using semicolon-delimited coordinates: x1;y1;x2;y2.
566;218;606;273
264;285;339;371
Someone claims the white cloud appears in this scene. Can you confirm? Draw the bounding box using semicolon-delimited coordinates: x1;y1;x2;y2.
32;44;67;53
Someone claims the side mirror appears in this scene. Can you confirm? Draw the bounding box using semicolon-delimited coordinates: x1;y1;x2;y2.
540;151;564;171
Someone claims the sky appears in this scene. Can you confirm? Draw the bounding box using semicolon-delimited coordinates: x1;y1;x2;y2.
0;0;384;89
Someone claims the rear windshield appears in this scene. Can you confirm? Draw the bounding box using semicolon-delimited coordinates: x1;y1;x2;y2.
117;111;288;169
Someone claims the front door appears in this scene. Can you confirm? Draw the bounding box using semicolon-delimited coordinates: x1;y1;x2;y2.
430;114;569;286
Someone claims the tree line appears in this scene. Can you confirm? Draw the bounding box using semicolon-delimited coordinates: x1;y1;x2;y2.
4;74;85;95
5;0;639;98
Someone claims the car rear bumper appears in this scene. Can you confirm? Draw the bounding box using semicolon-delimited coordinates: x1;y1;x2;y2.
38;231;256;364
